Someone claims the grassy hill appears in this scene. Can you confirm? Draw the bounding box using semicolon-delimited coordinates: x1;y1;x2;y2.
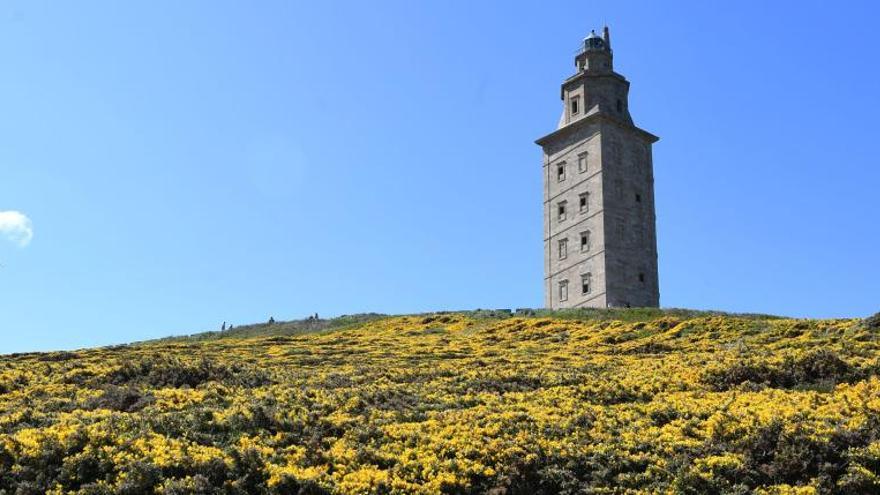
1;309;879;494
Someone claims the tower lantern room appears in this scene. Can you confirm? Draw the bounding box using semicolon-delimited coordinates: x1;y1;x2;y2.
575;27;613;73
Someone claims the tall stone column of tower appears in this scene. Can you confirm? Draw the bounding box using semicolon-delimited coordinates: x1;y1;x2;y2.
536;27;660;309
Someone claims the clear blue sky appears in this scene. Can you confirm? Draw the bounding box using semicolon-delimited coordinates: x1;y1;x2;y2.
1;1;878;353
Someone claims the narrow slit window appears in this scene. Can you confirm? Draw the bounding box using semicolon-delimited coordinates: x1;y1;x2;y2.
639;273;645;283
580;230;591;252
616;99;623;113
581;273;592;295
571;96;580;115
579;192;589;213
557;163;566;182
557;201;567;222
558;238;568;260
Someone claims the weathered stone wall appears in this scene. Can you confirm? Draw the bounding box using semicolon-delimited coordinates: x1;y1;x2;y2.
539;50;659;309
542;123;609;309
600;124;659;308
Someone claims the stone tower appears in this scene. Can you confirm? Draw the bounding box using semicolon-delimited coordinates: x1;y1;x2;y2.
536;27;659;309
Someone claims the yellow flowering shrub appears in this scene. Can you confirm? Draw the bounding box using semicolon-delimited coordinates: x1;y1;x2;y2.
0;309;878;493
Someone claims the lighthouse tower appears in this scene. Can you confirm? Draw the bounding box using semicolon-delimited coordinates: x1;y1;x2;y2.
536;27;660;309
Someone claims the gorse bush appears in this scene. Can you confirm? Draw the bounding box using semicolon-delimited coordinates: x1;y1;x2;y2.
106;354;272;388
865;311;880;331
703;349;861;391
0;311;879;494
82;385;154;412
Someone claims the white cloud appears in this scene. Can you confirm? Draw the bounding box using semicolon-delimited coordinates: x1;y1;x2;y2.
0;211;33;247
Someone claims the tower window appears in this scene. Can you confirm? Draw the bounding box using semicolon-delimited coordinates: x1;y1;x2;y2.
557;201;567;222
639;273;645;283
571;96;580;115
559;280;569;302
578;152;588;173
579;230;591;252
635;193;642;203
581;273;592;295
557;163;566;182
579;192;589;213
558;238;568;260
616;99;623;113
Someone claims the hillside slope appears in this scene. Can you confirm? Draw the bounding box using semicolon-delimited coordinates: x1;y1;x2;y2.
1;310;879;494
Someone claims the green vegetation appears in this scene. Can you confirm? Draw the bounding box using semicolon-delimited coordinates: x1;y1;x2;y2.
154;313;387;342
1;309;879;494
